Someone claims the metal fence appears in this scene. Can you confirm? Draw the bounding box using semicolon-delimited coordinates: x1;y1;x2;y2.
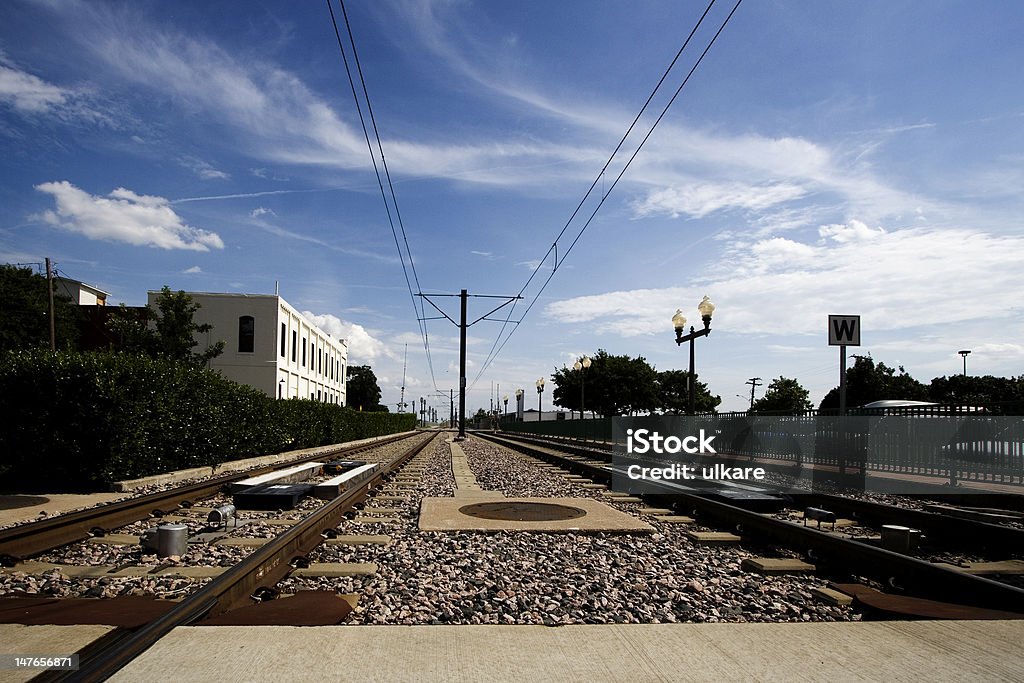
498;406;1024;486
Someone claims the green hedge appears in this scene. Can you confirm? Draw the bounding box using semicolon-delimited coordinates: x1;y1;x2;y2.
0;350;416;489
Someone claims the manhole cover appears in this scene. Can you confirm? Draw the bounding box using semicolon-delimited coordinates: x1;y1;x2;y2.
458;502;587;522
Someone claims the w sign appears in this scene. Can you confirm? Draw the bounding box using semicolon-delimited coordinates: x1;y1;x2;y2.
828;315;861;346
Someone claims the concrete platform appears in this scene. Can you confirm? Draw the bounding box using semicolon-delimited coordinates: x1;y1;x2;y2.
0;624;115;683
418;496;653;533
291;562;376;577
0;493;127;528
109;621;1024;682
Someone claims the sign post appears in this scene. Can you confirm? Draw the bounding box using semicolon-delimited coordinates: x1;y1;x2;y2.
828;315;861;415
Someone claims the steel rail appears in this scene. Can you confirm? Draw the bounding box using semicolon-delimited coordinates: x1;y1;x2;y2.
0;431;417;562
488;432;1024;550
58;431;437;683
477;431;1024;615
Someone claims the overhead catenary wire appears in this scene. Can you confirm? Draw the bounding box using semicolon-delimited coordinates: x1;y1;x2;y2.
326;0;439;390
471;0;744;388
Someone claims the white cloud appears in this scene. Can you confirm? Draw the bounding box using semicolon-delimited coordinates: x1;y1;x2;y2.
0;59;68;114
545;223;1024;339
249;207;276;218
818;219;885;243
179;156;230;180
301;311;396;364
0;52;110;124
34;181;224;251
182;265;202;274
632;182;807;219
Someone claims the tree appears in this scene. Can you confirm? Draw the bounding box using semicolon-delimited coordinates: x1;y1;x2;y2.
657;369;721;414
819;355;928;411
750;376;812;414
0;264;81;352
928;374;1024;411
551;349;660;417
105;286;224;367
346;365;382;411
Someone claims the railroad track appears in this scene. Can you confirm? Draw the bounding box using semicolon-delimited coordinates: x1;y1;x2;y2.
478;431;1024;615
17;430;439;682
0;431;416;563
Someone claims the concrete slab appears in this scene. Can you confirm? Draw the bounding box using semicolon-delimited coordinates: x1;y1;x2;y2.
325;535;391;546
606;496;643;503
372;496;410;503
256;519;300;526
353;516;403;525
0;493;127;528
86;534;141;546
638;508;673;515
291;563;377;578
109;621;1024;683
741;557;816;574
229;461;324;494
686;531;741;544
580;484;607;490
812;587;854;606
0;624;115;683
419;496;654;533
359;507;404;516
652;515;695;524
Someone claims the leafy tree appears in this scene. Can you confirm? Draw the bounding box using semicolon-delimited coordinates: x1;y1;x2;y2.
750;376;812;414
552;349;660;417
819;355;928;410
0;264;81;351
928;374;1024;411
346;364;382;411
105;286;224;367
657;369;721;414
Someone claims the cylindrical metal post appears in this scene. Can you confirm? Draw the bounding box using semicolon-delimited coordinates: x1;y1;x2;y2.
458;289;467;438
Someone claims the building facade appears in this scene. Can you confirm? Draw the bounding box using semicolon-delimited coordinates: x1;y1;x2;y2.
147;291;347;405
55;277;108;306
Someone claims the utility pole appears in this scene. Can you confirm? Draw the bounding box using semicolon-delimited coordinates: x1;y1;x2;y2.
45;257;56;351
417;289;521;440
745;377;762;410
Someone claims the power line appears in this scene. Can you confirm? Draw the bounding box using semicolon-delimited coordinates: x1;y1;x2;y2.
326;0;439;390
472;0;744;388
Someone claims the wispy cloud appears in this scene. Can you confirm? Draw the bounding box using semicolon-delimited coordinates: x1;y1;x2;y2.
34;181;224;251
0;51;109;124
632;182;807;219
182;265;202;274
249;207;275;218
179;155;230;180
545;221;1024;338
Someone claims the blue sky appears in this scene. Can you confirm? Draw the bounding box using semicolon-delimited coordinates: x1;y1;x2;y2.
2;0;1023;415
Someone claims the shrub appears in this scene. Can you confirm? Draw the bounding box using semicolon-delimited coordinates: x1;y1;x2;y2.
0;350;416;489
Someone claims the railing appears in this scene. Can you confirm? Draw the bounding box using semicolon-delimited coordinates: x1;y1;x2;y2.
498;404;1024;486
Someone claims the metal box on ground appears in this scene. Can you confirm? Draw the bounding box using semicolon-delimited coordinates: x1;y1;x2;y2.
323;460;367;475
233;483;313;510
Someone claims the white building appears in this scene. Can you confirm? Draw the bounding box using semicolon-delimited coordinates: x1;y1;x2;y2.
55;277;109;306
147;291;347;404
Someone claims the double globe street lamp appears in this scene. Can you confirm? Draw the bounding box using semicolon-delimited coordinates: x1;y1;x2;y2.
536;377;546;421
672;295;716;415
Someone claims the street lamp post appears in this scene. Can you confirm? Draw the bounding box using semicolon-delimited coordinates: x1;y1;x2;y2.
573;355;592;440
502;394;509;426
958;349;971;376
536;378;545;421
672;296;716;415
515;388;524;422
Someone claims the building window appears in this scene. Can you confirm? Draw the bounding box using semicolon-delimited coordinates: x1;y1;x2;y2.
280;323;286;357
318;348;323;375
291;330;297;362
238;316;255;353
302;338;307;367
317;390;322;402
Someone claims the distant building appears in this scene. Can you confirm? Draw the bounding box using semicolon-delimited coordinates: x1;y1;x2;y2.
55;277;109;306
147;291;348;405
